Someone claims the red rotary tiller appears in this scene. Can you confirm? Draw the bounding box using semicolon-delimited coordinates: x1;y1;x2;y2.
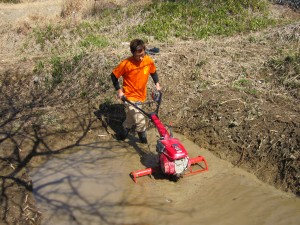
122;92;208;183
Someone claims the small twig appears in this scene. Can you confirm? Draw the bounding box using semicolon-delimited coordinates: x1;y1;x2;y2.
234;147;246;167
24;194;28;205
10;163;15;170
220;98;245;106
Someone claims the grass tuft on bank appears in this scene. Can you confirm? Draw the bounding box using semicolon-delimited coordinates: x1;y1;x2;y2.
266;52;300;98
25;0;283;55
130;0;275;40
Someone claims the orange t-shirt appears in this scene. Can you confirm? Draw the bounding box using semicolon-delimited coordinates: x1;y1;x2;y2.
112;55;156;102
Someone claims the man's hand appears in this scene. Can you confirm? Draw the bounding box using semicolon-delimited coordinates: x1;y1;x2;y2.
155;82;161;91
117;89;124;100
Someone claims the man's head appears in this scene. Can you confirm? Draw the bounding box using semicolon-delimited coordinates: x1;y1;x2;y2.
130;39;146;62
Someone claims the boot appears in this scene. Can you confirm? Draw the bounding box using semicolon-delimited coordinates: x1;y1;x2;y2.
137;131;148;144
116;127;129;141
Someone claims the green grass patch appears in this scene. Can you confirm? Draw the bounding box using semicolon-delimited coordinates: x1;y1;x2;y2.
29;20;110;54
130;0;275;41
32;24;63;50
33;61;45;74
80;34;109;48
34;52;85;90
26;0;282;53
267;53;300;98
233;77;258;95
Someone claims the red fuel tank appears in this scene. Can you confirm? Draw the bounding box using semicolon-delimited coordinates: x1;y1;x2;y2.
160;138;188;161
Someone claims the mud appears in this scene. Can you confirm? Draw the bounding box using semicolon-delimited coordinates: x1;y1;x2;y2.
30;130;300;225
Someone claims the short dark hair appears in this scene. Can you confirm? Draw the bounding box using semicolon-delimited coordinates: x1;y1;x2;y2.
130;39;145;54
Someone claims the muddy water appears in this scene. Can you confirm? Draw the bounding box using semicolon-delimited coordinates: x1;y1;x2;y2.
30;129;300;225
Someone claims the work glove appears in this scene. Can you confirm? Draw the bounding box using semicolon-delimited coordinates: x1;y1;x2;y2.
152;90;162;103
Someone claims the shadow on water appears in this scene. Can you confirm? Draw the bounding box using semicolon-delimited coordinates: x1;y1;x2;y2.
94;102;173;183
94;101;125;137
28;102;178;224
0;65;186;224
0;84;97;223
30;146;163;225
0;74;166;224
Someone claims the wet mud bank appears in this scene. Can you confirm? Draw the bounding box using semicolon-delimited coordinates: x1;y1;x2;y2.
30;130;300;225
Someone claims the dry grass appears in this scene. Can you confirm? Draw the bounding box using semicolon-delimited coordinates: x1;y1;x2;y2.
61;0;85;17
61;0;130;18
20;0;39;2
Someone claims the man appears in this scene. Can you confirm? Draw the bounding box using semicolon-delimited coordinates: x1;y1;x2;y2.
111;39;161;143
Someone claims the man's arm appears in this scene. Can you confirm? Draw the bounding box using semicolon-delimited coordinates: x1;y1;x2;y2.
150;72;161;91
111;73;124;98
111;73;120;90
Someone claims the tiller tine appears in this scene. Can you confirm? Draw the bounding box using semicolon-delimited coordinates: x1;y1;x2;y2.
185;156;209;176
130;167;159;183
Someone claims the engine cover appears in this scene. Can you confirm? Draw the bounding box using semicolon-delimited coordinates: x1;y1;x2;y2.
160;154;189;176
156;138;188;161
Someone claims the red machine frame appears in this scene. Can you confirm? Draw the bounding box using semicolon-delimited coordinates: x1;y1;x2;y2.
122;92;208;183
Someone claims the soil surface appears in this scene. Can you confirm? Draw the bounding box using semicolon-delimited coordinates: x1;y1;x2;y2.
30;130;300;225
0;1;299;225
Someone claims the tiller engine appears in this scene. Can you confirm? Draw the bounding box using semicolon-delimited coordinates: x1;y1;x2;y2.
122;92;208;183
